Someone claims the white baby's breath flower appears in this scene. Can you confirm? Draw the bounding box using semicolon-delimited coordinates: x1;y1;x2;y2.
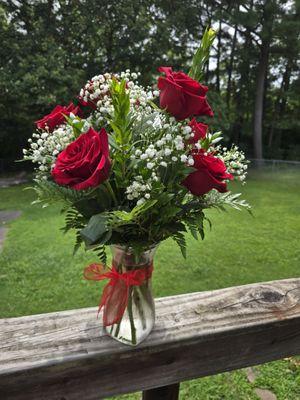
182;126;192;134
180;155;188;163
175;142;184;151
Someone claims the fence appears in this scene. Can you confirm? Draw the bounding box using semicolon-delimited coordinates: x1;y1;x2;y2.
1;277;300;400
249;158;300;171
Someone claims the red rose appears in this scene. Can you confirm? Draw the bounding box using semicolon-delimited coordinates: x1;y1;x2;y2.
157;67;213;120
52;127;111;190
189;118;208;143
182;152;233;196
78;97;97;111
35;102;80;131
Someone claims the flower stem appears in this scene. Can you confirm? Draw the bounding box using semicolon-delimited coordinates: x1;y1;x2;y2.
115;314;123;337
133;287;147;330
104;181;118;206
127;288;137;345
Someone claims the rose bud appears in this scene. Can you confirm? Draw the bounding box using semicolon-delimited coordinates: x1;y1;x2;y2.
182;152;233;196
157;67;213;120
35;103;81;132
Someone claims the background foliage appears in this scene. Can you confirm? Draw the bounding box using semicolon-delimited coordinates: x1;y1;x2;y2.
0;0;299;164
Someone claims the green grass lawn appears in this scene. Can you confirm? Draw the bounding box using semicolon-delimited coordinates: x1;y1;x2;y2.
0;169;300;399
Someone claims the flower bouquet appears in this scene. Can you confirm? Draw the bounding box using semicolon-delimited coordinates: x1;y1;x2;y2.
23;28;250;346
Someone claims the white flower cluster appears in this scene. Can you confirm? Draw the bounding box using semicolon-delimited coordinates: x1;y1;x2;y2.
217;145;248;183
23;125;74;178
126;111;194;204
79;72;113;121
79;70;158;126
126;175;153;206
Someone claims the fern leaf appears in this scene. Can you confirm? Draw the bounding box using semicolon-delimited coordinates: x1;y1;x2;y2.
172;232;187;259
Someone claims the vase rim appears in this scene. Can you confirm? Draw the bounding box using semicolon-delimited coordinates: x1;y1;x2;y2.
111;243;159;252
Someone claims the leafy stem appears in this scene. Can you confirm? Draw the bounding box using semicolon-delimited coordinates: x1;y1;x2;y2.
189;27;217;82
104;180;118;207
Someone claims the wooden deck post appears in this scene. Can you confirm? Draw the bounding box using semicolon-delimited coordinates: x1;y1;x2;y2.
142;383;180;399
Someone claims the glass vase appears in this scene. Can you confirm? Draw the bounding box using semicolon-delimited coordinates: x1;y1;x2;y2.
106;244;157;346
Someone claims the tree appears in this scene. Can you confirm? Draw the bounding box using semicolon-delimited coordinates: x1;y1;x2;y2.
0;0;299;163
253;0;274;159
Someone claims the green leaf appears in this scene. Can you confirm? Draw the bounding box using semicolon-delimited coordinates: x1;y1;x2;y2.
203;191;251;212
108;134;121;150
80;213;111;246
30;179;93;207
189;224;198;240
94;245;107;265
189;27;217;82
204;216;212;231
172;231;187;259
111;199;158;224
131;199;158;217
63;114;85;137
109;121;122;138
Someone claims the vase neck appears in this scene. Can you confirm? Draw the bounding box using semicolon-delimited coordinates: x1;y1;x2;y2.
111;245;157;272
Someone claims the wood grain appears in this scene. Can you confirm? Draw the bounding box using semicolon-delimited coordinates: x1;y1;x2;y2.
1;278;300;399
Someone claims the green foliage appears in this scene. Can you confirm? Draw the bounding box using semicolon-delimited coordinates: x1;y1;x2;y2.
29;179;92;208
112;199;158;222
109;79;132;145
184;212;205;241
189;27;217;82
62;207;86;255
204;191;252;212
80;213;112;246
200;131;223;152
108;78;134;193
0;1;299;161
63;115;86;138
171;231;187;258
93;245;107;265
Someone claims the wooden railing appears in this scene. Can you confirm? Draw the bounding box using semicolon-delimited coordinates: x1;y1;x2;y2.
1;278;300;400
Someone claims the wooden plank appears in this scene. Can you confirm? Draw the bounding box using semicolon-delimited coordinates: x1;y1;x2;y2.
0;278;300;400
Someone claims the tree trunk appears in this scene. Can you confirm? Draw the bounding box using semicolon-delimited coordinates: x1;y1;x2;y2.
226;25;237;108
253;0;273;160
253;42;270;159
233;22;252;143
216;21;222;92
268;60;291;148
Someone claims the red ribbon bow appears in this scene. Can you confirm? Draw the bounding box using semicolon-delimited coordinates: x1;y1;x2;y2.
83;263;153;326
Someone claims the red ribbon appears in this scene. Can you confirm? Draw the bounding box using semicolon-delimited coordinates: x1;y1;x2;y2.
83;263;153;326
